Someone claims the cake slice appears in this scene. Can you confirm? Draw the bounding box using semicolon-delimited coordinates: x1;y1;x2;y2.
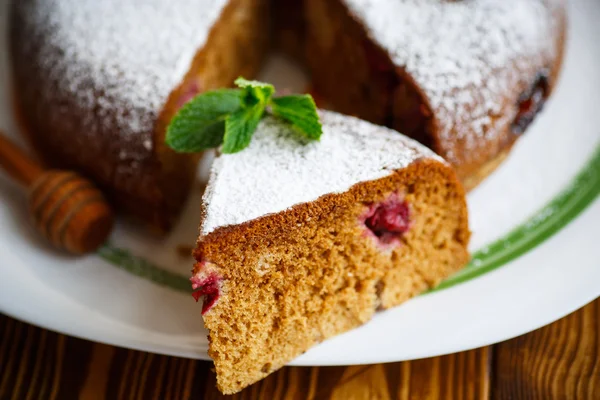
192;110;470;394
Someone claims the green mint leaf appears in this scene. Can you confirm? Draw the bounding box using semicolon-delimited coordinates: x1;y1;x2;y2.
221;102;265;153
166;89;243;152
235;77;275;105
270;94;323;140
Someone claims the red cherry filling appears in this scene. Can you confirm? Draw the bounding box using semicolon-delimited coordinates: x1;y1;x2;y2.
363;196;411;246
176;80;202;108
190;265;222;315
512;71;550;135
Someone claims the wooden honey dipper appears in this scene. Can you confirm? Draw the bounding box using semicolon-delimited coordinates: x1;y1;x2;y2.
0;130;114;254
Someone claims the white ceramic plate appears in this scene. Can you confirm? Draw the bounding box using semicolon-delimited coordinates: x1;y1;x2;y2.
1;0;598;366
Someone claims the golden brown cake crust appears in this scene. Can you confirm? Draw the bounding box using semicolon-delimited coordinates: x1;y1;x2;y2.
194;159;470;394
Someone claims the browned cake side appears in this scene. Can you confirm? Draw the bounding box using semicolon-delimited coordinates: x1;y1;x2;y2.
304;0;395;125
9;0;269;231
303;0;566;190
194;159;470;394
156;0;270;229
272;0;306;61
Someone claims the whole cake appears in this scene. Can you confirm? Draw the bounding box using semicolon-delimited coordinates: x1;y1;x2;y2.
9;0;566;228
194;111;470;393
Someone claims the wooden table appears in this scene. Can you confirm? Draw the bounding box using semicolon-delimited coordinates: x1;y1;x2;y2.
1;298;598;399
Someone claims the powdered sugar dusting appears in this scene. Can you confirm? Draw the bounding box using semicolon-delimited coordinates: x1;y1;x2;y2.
200;111;441;235
342;0;566;163
16;0;228;139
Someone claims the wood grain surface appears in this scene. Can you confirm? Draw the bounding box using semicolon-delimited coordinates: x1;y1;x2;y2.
0;298;598;400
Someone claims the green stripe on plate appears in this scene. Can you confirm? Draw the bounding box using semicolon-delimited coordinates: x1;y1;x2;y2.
98;145;600;295
97;245;190;293
431;144;600;292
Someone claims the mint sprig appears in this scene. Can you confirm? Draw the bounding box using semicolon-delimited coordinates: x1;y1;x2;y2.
166;78;322;154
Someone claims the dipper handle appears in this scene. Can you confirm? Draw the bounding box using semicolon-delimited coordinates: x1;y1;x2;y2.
0;131;44;186
0;130;114;254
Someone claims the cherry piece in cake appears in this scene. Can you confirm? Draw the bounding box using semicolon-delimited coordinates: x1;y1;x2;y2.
191;261;223;315
363;194;411;246
512;71;550;135
176;79;202;108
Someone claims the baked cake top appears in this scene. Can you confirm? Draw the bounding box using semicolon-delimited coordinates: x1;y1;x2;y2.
342;0;565;162
200;110;441;236
14;0;228;142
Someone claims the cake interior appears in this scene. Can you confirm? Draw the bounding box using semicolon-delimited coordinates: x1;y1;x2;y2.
304;0;434;154
153;0;270;230
194;159;470;393
272;0;306;61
